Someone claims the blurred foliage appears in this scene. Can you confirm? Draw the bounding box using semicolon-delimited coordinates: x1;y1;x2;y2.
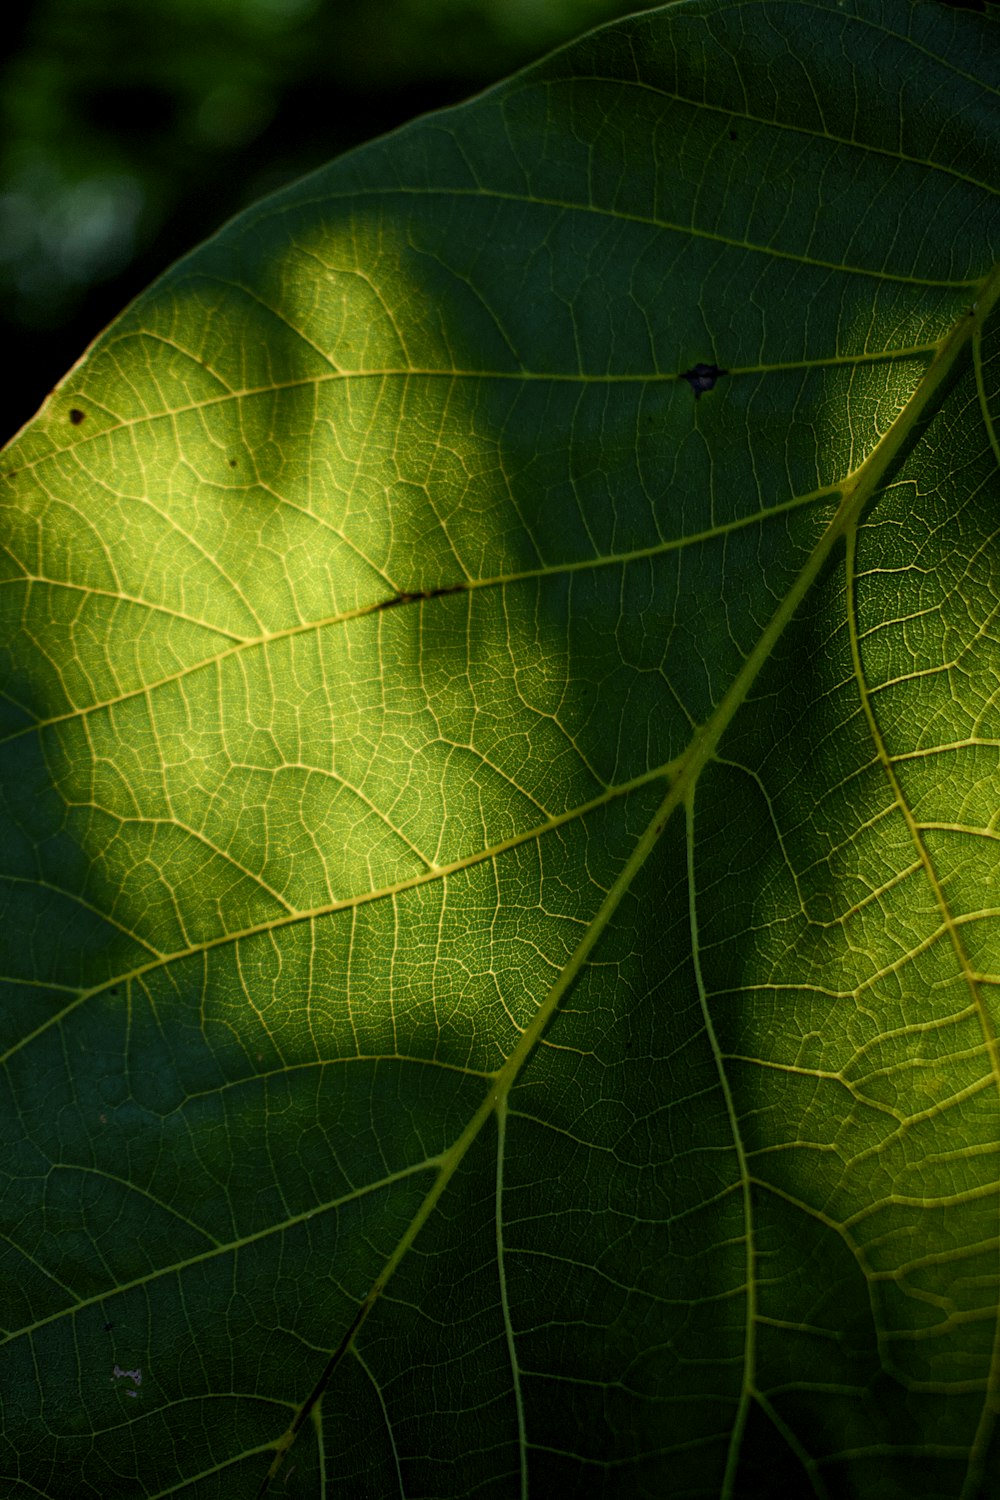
0;0;663;442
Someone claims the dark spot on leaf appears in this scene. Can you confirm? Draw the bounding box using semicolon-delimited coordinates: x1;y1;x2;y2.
729;130;738;141
228;458;237;468
69;408;86;425
680;363;728;399
378;583;465;612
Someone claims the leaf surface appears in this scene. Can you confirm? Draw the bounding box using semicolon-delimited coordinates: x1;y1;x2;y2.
2;2;1000;1496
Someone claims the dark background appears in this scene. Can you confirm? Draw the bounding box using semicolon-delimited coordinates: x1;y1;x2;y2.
0;0;664;446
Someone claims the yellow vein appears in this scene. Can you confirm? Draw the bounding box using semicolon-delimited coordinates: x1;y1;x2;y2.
262;181;988;285
831;259;1000;1500
495;1095;529;1500
0;482;842;747
6;575;245;640
0;761;673;1066
0;343;948;470
844;587;1000;1497
0;1154;441;1351
686;789;758;1500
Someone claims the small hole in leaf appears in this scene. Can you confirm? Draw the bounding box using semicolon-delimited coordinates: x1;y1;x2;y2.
680;363;728;399
69;408;86;425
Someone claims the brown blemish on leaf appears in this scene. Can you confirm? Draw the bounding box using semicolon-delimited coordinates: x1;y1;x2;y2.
377;583;465;612
69;408;86;425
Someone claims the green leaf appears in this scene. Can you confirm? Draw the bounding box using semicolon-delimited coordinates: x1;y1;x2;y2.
2;1;1000;1495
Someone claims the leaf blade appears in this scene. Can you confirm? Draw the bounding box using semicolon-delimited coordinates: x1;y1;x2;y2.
2;2;1000;1496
